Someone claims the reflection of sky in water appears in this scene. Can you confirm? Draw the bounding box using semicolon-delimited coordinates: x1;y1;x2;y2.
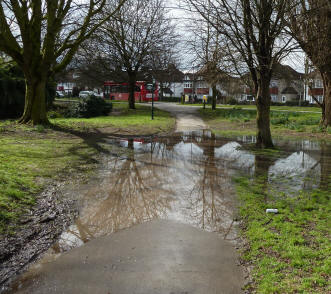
269;152;320;191
173;142;204;158
215;142;255;174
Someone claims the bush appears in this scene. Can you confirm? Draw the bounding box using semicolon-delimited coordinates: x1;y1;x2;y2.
228;98;238;105
271;100;311;107
65;95;112;118
160;96;181;103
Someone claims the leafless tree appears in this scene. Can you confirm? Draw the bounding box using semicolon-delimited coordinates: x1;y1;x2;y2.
0;0;126;124
185;3;230;109
93;0;177;109
287;0;331;127
187;0;295;148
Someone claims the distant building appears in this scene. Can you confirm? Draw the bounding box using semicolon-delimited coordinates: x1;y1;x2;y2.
305;70;324;104
241;63;305;103
56;70;79;95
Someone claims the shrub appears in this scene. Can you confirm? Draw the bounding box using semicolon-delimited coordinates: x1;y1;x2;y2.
271;113;289;125
228;98;238;105
47;110;63;119
65;95;112;118
160;96;181;103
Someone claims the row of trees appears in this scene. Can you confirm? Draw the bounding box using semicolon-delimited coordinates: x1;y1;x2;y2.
185;0;331;147
0;0;330;148
0;0;177;124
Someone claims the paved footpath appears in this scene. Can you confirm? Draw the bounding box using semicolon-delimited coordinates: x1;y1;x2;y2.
13;221;244;294
10;104;244;294
154;102;207;132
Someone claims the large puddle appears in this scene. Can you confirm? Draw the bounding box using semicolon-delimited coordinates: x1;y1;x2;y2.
5;130;331;292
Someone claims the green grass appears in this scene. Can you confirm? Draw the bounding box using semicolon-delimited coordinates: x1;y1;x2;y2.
236;177;331;294
51;103;175;133
0;135;98;234
199;107;330;139
181;103;322;113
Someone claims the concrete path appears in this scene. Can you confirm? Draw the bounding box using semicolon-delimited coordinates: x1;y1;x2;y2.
154;102;207;132
12;220;244;294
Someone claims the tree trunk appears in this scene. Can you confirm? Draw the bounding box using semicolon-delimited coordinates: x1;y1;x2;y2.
212;85;217;110
256;76;274;148
128;73;136;109
19;77;49;125
321;71;331;127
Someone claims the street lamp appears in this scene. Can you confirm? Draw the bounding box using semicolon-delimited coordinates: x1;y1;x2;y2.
151;77;156;120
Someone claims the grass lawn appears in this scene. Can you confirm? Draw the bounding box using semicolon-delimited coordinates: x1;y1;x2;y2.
236;177;331;293
51;102;175;133
179;103;322;113
0;103;175;234
199;107;331;140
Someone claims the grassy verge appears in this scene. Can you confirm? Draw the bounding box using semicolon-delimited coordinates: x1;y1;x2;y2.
0;103;175;234
179;103;322;113
236;177;331;293
199;107;331;140
51;102;175;134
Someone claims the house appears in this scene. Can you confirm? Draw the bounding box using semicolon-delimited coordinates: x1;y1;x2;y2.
166;83;183;97
241;63;305;103
305;70;324;104
56;70;79;95
153;65;184;98
182;72;226;100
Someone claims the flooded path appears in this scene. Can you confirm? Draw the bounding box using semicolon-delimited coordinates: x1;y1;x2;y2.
5;104;331;294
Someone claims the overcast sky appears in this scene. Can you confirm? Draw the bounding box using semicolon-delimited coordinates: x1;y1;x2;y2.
165;0;305;73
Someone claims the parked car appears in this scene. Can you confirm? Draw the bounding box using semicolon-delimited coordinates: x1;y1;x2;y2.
93;92;104;98
79;91;94;98
56;91;65;98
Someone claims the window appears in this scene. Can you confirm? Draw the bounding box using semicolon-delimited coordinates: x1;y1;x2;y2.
271;95;277;102
315;79;323;88
270;80;278;87
282;96;286;103
317;95;324;103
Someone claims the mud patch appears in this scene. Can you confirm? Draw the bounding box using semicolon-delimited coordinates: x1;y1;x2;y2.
0;185;77;292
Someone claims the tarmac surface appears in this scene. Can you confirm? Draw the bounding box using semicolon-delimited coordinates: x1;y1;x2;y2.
11;220;244;294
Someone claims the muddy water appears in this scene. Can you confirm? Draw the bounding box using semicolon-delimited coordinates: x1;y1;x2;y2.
6;131;331;292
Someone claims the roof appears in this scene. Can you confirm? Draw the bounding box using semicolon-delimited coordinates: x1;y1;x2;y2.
281;86;298;94
163;88;174;95
272;63;303;80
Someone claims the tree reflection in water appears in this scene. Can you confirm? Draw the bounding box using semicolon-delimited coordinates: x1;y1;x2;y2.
53;133;331;252
57;138;175;251
184;131;238;240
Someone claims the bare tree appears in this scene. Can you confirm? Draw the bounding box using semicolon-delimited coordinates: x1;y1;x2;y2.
94;0;176;109
185;2;228;110
287;0;331;127
0;0;126;124
187;0;295;148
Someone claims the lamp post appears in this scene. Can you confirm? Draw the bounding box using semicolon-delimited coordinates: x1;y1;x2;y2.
151;77;155;120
